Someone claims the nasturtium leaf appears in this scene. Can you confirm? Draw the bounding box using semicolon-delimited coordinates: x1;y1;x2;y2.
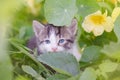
114;15;120;42
44;0;77;26
37;53;80;76
66;73;81;80
79;67;97;80
46;74;69;80
101;42;120;60
99;60;118;73
76;0;100;18
81;46;102;62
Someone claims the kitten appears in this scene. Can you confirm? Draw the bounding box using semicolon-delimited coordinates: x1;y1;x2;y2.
27;19;81;61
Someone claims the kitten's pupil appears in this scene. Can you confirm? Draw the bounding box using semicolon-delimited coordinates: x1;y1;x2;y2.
59;39;65;43
45;40;50;44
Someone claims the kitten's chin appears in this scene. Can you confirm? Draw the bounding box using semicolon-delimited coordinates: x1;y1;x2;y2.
49;51;58;53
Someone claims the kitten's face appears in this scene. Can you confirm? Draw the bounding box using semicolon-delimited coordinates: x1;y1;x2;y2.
33;19;77;53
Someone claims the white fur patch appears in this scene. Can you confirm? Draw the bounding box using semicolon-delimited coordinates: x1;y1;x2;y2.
67;43;81;61
39;31;64;52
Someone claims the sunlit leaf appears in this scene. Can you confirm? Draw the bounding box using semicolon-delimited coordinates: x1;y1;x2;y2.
97;1;113;13
99;60;118;73
79;67;97;80
15;75;29;80
107;66;120;80
101;42;120;60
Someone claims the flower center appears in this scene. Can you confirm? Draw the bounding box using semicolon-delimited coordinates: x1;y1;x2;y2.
90;15;105;25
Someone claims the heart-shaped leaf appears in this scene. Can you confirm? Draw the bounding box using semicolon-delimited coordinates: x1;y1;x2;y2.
44;0;77;26
81;46;102;62
37;52;80;76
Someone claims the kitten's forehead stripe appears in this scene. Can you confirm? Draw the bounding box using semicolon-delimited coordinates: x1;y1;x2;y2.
57;27;61;37
47;25;50;38
38;24;76;50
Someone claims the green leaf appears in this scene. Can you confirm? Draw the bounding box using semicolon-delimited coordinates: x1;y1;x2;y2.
44;0;77;26
80;67;97;80
101;42;120;60
35;0;44;3
76;0;100;18
81;46;102;62
22;65;45;80
37;53;80;76
46;74;69;80
22;65;38;77
0;0;24;80
66;73;81;80
9;40;50;75
15;75;30;80
99;60;118;73
114;15;120;42
98;2;113;13
19;27;26;39
0;54;13;80
107;68;120;80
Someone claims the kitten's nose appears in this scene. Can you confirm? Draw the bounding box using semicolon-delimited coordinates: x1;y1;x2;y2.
52;47;57;52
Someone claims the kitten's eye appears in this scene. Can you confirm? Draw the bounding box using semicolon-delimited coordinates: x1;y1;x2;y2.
45;40;50;44
59;39;65;43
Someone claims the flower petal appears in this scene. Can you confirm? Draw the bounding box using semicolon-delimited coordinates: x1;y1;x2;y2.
93;10;102;15
82;19;94;33
93;26;104;36
82;10;114;36
118;0;120;3
104;17;114;32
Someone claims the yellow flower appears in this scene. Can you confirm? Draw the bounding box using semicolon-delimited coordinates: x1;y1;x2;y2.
25;0;41;15
110;0;117;5
82;11;114;36
118;0;120;3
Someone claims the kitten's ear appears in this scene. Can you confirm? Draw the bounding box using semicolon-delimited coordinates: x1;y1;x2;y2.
33;20;45;37
68;19;78;35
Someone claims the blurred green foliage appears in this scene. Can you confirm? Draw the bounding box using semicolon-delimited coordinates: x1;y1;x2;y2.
1;0;120;80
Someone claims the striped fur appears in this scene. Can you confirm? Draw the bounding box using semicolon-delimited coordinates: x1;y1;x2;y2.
27;19;81;61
